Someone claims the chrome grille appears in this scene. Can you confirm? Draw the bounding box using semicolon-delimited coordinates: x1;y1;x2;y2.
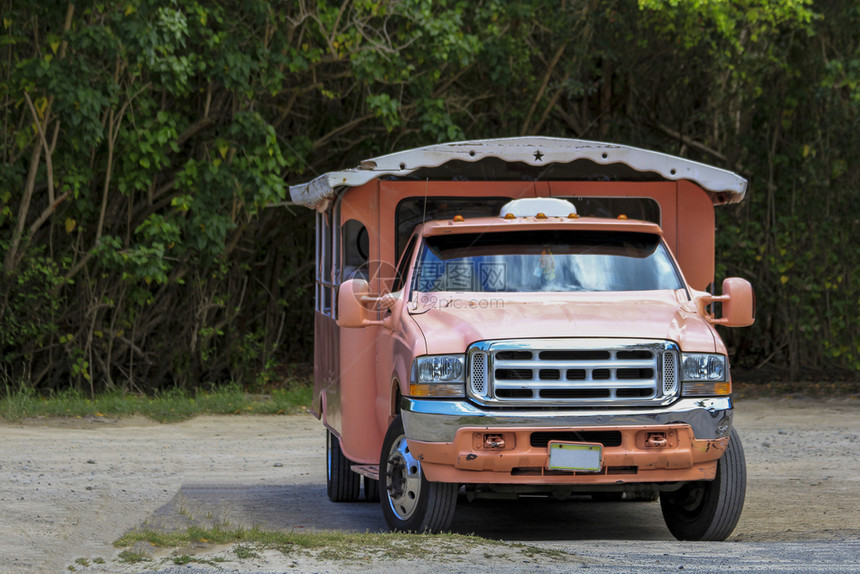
663;351;678;395
470;351;488;397
467;339;680;407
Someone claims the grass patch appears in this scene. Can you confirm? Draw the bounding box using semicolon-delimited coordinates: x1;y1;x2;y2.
513;543;570;560
117;549;150;564
0;382;312;422
170;553;227;567
233;544;260;559
115;525;507;562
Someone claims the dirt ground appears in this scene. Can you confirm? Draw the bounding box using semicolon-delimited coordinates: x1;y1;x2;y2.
0;398;858;573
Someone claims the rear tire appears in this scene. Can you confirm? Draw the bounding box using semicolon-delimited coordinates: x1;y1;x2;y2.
326;430;361;502
380;415;458;532
660;427;746;541
364;476;380;502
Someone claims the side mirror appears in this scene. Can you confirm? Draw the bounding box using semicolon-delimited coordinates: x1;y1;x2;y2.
698;278;755;327
720;278;756;327
337;279;393;328
337;279;373;328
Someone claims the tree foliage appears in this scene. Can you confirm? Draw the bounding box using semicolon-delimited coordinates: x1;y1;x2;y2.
0;0;857;393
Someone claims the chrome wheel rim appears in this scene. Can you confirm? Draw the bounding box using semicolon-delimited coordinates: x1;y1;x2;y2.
385;434;422;520
326;433;332;482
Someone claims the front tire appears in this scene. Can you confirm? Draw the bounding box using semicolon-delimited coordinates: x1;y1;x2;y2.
379;415;458;532
660;427;747;541
326;430;361;502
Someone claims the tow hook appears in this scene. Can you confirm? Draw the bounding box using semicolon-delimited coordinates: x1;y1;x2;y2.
483;434;506;449
645;432;668;448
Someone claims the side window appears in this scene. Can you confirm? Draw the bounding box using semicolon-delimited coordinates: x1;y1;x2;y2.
561;197;661;225
392;236;418;293
395;197;511;260
315;211;336;317
341;219;369;281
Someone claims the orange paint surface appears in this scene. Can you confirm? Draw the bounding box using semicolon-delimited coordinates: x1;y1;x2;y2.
409;425;726;484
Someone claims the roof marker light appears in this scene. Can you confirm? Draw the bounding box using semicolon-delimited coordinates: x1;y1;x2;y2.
504;212;516;220
536;212;548;220
453;215;465;222
617;214;628;220
568;213;579;219
499;197;577;219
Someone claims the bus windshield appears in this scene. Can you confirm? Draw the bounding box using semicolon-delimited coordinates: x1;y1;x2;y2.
413;230;683;293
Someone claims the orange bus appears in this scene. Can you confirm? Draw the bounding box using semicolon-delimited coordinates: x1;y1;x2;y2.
290;137;754;540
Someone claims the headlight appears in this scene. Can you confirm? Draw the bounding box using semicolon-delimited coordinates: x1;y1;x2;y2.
681;353;731;396
409;355;465;397
682;353;726;381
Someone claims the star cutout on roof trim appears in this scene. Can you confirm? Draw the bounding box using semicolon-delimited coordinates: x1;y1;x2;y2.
533;150;544;162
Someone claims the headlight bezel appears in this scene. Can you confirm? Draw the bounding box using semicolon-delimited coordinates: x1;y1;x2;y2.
409;354;466;398
680;353;731;397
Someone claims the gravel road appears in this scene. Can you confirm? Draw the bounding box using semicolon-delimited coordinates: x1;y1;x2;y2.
1;398;858;573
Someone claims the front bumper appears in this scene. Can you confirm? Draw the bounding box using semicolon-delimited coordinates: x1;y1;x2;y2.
401;397;733;485
402;396;733;442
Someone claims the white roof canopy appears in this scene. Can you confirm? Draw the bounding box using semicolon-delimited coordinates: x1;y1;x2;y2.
289;137;747;211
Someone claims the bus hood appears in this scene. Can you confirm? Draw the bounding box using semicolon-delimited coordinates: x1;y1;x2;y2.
409;291;720;355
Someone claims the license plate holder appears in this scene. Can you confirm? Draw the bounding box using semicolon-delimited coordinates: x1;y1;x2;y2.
547;441;603;472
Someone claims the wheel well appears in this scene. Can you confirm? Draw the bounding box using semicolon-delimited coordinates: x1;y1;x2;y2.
392;380;402;416
313;391;326;422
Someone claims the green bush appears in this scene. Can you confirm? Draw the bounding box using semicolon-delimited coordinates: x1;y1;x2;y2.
1;1;857;396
